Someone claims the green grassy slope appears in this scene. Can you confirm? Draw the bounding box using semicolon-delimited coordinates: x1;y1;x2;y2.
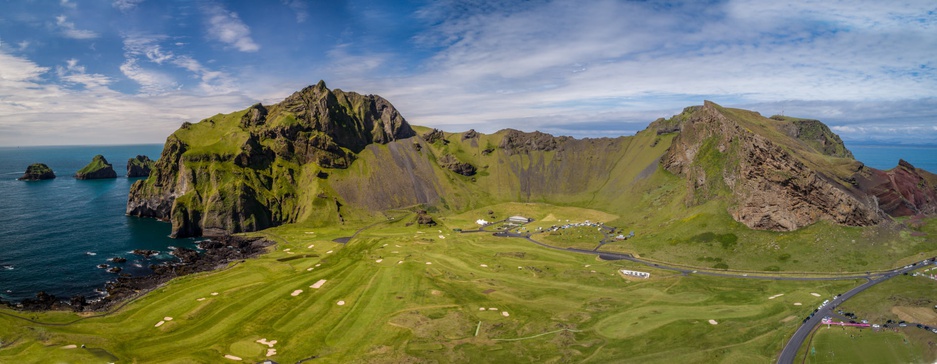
1;214;868;363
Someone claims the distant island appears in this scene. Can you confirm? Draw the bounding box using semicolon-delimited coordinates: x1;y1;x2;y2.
75;154;117;180
17;163;56;181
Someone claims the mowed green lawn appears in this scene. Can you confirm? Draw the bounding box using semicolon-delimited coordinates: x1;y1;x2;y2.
0;206;893;363
803;327;927;364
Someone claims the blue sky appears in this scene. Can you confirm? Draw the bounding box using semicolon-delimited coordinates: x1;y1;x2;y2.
0;0;934;146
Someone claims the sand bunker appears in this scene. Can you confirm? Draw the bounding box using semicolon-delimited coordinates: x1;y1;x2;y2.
306;267;314;271
480;264;488;267
383;244;388;247
768;294;784;300
810;293;821;297
708;319;718;325
397;260;403;264
155;320;165;327
794;302;802;306
224;354;242;361
267;348;277;357
315;263;321;267
426;262;432;265
197;298;206;301
438;235;446;239
256;338;277;347
375;259;383;263
211;292;219;296
479;307;486;311
489;307;498;311
308;244;315;248
337;300;346;306
304;232;314;234
61;344;77;349
502;311;510;317
291;289;303;297
283;248;291;252
310;279;327;289
326;250;333;254
164;316;173;321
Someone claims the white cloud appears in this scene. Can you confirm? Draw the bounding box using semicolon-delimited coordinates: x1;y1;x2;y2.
55;15;98;39
0;51;253;146
171;55;236;94
55;58;112;89
113;0;143;12
283;0;309;23
203;3;260;52
60;0;77;9
119;58;178;94
316;0;936;141
17;41;30;51
120;33;235;95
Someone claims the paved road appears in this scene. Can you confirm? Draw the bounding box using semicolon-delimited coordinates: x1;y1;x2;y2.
776;264;923;363
475;227;933;362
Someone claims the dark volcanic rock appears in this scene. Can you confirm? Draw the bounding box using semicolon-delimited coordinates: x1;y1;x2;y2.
126;155;155;177
75;155;117;180
438;154;477;176
498;129;570;156
422;128;448;144
462;129;478;140
415;209;437;226
18;163;56;181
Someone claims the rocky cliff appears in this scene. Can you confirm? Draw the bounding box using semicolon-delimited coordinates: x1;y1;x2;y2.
661;101;884;231
18;163;56;181
127;81;416;237
853;159;937;217
127;155;155;177
75;155;117;180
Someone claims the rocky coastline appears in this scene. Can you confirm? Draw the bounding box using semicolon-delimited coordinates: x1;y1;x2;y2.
0;235;273;312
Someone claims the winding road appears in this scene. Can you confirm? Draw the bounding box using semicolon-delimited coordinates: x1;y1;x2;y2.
471;223;933;363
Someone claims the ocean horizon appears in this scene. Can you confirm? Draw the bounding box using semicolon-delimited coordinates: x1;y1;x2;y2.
0;142;935;303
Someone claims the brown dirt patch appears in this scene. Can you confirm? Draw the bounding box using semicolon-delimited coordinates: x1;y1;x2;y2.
482;289;496;294
891;306;937;326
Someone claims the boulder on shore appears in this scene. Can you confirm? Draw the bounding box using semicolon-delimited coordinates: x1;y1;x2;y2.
127;155;155;177
18;163;56;181
75;155;117;180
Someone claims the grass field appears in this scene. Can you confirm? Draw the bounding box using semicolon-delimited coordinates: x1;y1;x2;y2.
0;203;932;363
803;327;927;364
0;205;866;363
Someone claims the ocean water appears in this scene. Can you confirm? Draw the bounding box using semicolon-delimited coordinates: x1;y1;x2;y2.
846;143;937;173
0;145;200;303
0;143;934;303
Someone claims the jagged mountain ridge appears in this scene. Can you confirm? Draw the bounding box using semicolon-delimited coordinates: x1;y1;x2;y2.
127;83;937;238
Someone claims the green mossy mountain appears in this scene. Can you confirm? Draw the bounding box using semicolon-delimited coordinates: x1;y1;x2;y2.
75;155;117;180
18;163;56;181
127;83;937;238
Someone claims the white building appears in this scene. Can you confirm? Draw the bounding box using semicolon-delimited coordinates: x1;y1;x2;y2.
619;269;650;279
508;216;532;223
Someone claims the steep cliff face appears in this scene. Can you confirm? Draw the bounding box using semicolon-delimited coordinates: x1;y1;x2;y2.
854;160;937;217
127;81;416;237
662;101;882;231
127;155;155;177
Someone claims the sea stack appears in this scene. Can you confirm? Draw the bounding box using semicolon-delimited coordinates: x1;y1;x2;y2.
75;155;118;180
18;163;56;181
127;155;155;177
